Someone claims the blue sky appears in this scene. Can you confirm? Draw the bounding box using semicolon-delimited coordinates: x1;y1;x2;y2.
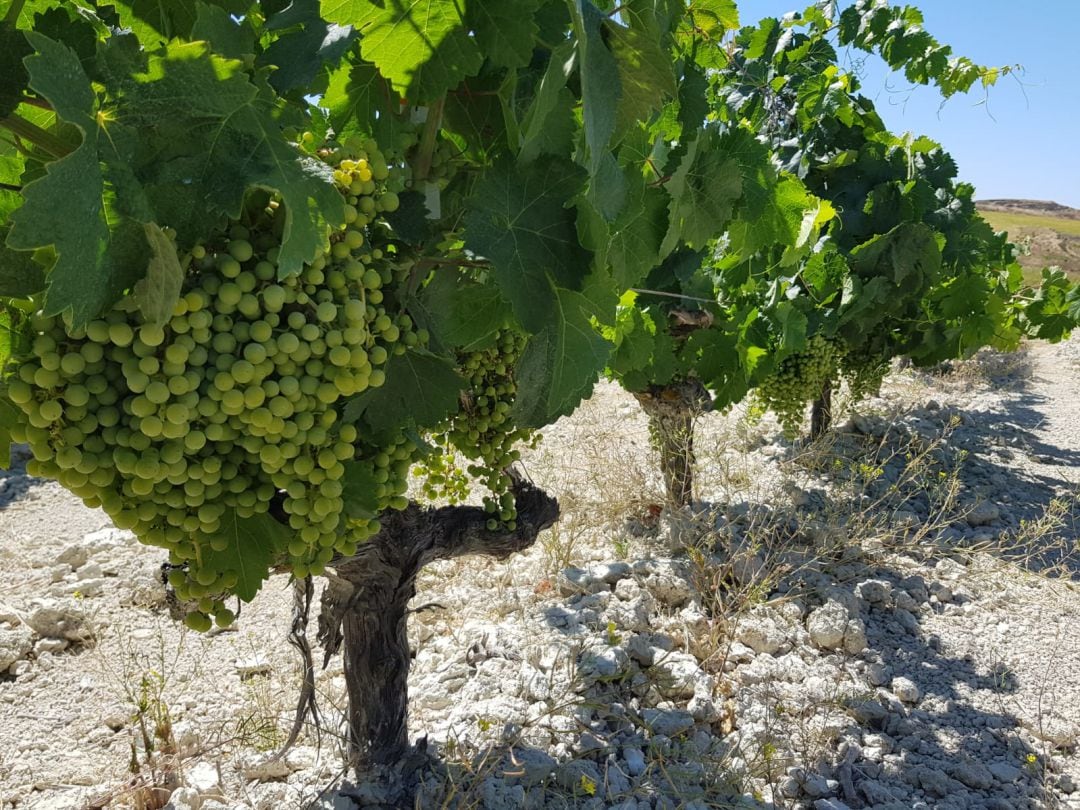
746;1;1080;207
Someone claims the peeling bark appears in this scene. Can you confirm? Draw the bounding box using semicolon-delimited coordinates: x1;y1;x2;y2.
315;473;559;775
810;376;833;440
633;379;713;508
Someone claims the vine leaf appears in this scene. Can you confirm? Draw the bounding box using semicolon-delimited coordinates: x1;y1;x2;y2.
513;281;616;428
661;128;743;254
6;33;148;327
343;349;462;439
119;41;345;277
131;223;185;327
0;22;31;118
260;0;356;93
323;59;405;144
570;0;621;178
341;461;380;519
0;225;47;298
464;158;591;333
191;1;256;59
418;272;512;353
606;19;677;133
202;511;293;602
322;0;483;102
467;0;542;71
608;180;670;289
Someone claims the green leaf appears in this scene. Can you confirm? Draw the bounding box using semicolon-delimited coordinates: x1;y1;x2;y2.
513;280;616;427
519;41;574;163
382;189;432;245
191;1;256;59
341;460;380;519
118;41;345;276
0;225;47;298
608;179;669;289
131;223;184;327
201;510;293;602
606;18;677;133
322;0;483;102
464;158;592;333
0;23;31;118
6;33;147;326
570;0;621;176
467;0;541;70
323;58;405;145
418;272;512;352
661;127;743;254
111;0;197;44
344;348;463;437
259;0;356;93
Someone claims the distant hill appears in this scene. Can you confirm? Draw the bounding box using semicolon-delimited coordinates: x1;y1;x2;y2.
976;199;1080;281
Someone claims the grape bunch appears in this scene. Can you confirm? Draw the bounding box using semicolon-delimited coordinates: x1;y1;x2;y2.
416;330;536;529
755;335;840;437
838;346;890;403
3;139;422;630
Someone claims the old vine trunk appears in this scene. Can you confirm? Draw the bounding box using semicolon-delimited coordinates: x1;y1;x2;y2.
634;380;713;508
315;474;559;779
810;377;833;440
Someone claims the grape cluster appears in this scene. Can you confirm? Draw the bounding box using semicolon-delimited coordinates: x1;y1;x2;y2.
756;335;840;437
416;330;536;529
838;347;890;403
4;140;422;630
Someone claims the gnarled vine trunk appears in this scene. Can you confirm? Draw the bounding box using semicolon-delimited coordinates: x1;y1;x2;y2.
810;376;833;440
313;475;558;779
633;379;713;508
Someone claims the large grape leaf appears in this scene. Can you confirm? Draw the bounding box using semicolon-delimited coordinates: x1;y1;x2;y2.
518;41;576;163
343;349;463;438
113;41;345;277
323;59;406;145
259;0;356;93
661;127;743;254
606;18;676;133
110;0;250;45
201;510;293;602
418;272;512;352
463;159;592;333
467;0;542;70
341;460;380;519
5;33;149;326
191;1;256;58
0;247;46;299
608;179;670;289
570;0;620;177
321;0;483;102
513;280;616;428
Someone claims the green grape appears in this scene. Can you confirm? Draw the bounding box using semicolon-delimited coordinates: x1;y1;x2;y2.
415;329;535;525
0;134;435;625
755;335;841;437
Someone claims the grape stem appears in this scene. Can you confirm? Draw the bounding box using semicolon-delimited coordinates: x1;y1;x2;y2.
3;0;25;23
0;112;76;159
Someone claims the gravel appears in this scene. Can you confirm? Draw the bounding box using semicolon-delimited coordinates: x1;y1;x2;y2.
1;338;1079;809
